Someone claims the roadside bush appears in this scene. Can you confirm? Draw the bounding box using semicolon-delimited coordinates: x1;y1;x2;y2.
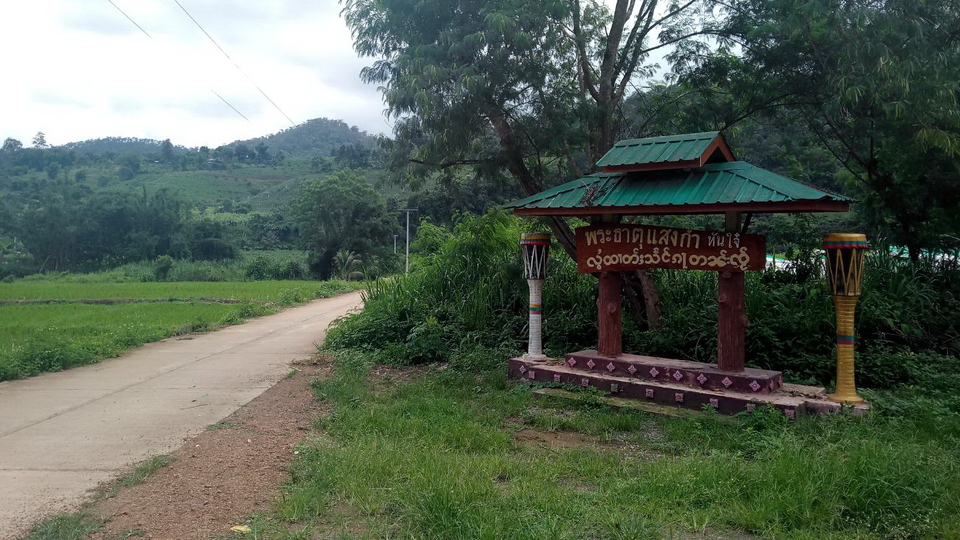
245;256;306;281
245;256;274;280
152;255;175;281
326;211;596;364
0;255;37;281
277;261;305;280
405;316;446;364
326;212;959;390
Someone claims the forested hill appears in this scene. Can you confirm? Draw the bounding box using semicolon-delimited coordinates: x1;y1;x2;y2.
56;117;375;158
62;137;191;156
233;117;376;157
0;116;392;219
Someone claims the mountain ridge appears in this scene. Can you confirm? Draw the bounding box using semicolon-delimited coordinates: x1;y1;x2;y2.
55;117;376;158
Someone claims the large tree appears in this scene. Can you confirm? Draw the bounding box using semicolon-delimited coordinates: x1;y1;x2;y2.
343;0;718;255
683;0;960;259
344;0;720;327
294;170;396;279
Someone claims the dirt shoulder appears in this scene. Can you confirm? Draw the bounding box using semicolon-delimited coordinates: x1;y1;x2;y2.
88;360;331;540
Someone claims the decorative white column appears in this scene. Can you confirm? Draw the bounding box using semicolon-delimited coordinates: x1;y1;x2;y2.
527;278;545;360
521;233;551;362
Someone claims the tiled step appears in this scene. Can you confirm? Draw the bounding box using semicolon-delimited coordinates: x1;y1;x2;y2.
563;350;784;394
509;357;843;418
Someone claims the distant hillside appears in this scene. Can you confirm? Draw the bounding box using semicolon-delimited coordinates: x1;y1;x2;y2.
1;117;391;215
235;118;376;157
57;118;376;159
61;137;191;155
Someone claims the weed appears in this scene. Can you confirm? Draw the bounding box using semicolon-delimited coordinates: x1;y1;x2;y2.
21;513;102;540
118;455;176;489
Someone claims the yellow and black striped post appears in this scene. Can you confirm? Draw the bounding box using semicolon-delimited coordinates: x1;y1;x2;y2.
521;233;551;361
823;233;868;404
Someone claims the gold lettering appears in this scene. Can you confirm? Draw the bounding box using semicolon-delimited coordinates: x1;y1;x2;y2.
585;230;599;246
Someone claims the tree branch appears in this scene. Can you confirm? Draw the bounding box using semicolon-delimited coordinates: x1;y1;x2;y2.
572;0;600;102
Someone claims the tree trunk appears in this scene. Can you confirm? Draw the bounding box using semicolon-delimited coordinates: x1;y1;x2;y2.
490;113;578;259
488;109;660;333
621;269;661;331
636;269;661;331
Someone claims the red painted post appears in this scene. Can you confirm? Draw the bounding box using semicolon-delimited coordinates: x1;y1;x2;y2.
717;211;747;372
717;270;746;372
597;271;622;358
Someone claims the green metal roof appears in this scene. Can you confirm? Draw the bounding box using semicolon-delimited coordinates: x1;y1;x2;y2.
509;162;850;216
596;131;732;171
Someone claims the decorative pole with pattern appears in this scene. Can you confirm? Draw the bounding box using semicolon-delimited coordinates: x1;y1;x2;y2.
521;233;551;361
823;233;869;404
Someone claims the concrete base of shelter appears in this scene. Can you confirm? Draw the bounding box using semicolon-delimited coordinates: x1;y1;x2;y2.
508;352;869;419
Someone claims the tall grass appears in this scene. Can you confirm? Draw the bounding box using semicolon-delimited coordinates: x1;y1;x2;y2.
327;211;960;394
267;213;960;539
8;250;311;283
258;349;960;539
0;280;340;302
326;212;597;362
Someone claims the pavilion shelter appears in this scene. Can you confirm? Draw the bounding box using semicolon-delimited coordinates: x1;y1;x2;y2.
508;132;850;373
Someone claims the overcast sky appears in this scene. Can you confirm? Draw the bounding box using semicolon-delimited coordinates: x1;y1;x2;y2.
2;1;651;150
0;0;391;148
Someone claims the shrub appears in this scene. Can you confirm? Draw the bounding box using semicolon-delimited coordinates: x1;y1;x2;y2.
245;256;273;280
152;255;175;281
405;316;446;364
324;212;960;390
326;211;596;365
277;261;305;280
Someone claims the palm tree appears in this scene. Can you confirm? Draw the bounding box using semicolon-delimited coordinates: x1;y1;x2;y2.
333;249;364;281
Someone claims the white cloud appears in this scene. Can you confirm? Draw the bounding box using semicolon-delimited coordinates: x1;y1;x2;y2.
0;0;388;148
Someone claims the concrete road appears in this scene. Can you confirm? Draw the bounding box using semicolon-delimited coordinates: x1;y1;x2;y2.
0;291;363;539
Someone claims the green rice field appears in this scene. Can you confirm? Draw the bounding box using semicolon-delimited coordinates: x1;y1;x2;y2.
0;280;334;302
0;280;359;381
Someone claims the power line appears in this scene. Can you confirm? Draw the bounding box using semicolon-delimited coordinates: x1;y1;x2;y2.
107;0;152;38
104;0;252;124
172;0;297;127
211;90;250;122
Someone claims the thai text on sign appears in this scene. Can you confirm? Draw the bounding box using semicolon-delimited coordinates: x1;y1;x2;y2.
576;224;766;273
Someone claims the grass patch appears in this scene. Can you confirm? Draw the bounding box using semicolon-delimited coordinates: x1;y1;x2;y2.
0;280;360;381
0;302;245;380
0;280;352;302
21;513;102;540
117;455;176;489
256;348;960;540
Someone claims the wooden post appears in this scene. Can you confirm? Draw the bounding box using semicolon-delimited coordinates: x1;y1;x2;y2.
717;212;747;372
597;271;622;357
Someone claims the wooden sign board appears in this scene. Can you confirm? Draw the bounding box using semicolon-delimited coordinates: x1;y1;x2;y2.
576;224;766;273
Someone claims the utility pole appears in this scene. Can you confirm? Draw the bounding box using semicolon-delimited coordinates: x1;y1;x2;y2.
393;234;399;254
398;208;417;274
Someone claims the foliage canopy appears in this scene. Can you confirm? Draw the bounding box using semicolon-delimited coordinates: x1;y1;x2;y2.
294;169;395;279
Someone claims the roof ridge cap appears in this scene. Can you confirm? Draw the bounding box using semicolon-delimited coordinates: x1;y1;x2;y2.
614;131;720;146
